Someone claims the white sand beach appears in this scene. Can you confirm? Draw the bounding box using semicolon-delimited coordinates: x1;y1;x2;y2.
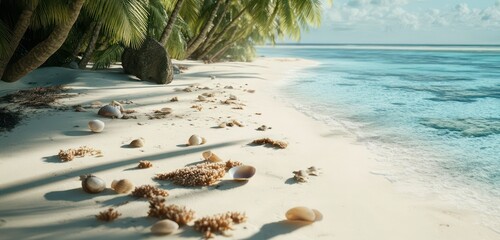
0;58;498;240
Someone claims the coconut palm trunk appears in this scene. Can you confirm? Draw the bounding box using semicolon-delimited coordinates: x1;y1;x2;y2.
196;5;247;60
159;0;185;45
0;2;38;80
184;0;222;59
197;0;230;54
79;21;102;69
2;0;85;82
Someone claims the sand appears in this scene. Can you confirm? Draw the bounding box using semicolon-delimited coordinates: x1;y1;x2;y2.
0;58;498;239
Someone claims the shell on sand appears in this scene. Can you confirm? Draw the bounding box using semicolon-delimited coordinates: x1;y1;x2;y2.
130;138;145;148
88;119;105;133
285;207;319;222
188;135;206;146
81;175;106;194
227;165;256;181
202;151;223;162
229;94;237;100
198;95;207;101
218;122;226;128
98;105;123;118
151;219;179;235
111;179;134;194
312;209;323;221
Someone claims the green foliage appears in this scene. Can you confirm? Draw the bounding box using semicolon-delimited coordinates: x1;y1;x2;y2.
82;0;148;48
92;44;124;69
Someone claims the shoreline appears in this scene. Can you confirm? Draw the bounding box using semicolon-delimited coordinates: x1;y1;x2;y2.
0;58;498;239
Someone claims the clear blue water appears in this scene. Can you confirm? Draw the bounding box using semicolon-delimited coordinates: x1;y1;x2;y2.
257;45;500;229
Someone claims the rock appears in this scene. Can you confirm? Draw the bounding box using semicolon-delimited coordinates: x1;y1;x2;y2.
122;37;173;84
65;61;79;69
173;65;181;74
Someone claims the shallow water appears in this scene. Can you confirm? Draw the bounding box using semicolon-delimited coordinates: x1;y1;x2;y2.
257;45;500;230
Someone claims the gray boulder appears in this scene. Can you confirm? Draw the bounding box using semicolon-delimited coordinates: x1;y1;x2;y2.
122;37;173;84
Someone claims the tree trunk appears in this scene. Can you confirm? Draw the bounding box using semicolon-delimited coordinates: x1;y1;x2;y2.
184;0;222;59
71;22;96;62
2;0;85;82
197;0;230;54
159;0;185;45
79;21;102;69
197;5;247;60
0;2;38;80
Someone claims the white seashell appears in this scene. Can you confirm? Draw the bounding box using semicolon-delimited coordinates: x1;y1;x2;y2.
151;219;179;235
198;95;206;101
111;179;134;194
229;94;237;100
285;207;316;222
218;122;227;128
228;165;256;181
98;105;123;118
202;151;223;162
312;209;323;221
88;119;105;133
80;174;106;194
188;135;206;146
130;138;145;148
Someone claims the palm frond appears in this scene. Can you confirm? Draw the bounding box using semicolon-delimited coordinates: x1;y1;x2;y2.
83;0;148;48
92;43;124;69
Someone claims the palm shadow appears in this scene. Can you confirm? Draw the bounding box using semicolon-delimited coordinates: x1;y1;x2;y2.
43;155;61;163
44;188;116;202
243;220;312;240
63;130;93;136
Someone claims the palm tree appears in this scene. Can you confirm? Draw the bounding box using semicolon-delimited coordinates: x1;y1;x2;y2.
0;0;148;82
184;0;223;58
159;0;184;45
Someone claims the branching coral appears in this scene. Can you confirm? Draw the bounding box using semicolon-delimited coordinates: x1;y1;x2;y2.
58;146;102;161
137;160;153;169
193;211;247;239
131;185;169;199
148;197;195;226
95;208;121;222
251;138;288;149
155;161;242;186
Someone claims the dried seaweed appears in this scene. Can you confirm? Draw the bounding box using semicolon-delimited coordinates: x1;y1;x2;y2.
58;146;102;162
193;211;247;239
95;208;121;222
155;161;242;186
251;138;288;149
131;185;169;199
0;108;22;132
148;197;195;226
3;85;71;108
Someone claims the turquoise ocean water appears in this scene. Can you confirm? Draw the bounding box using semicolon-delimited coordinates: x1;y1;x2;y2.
257;45;500;230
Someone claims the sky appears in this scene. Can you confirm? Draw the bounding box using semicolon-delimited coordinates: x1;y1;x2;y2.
297;0;500;44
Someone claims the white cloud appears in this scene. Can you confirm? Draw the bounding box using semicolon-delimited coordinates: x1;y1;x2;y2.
327;1;500;31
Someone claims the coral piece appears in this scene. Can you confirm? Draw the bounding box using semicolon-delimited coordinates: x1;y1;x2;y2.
193;211;247;239
155;161;242;186
138;160;153;169
251;138;288;149
96;208;121;222
293;170;309;183
148;198;195;226
58;146;102;162
147;108;172;119
191;105;203;111
131;185;169;199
